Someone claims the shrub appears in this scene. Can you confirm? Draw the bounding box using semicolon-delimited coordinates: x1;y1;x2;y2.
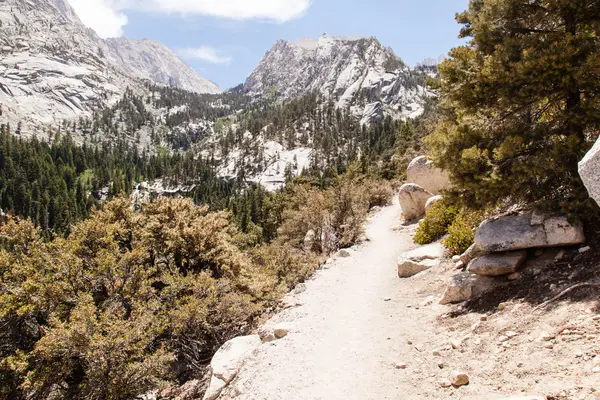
414;200;459;245
364;180;394;209
443;210;485;256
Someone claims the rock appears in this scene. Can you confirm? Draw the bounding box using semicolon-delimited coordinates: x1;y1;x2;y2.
293;283;307;294
303;230;316;252
398;183;433;221
203;335;262;400
383;297;392;302
439;272;500;305
498;336;510;343
406;156;452;195
460;243;485;265
439;379;453;388
452;255;461;263
508;272;522;281
394;362;408;369
397;242;444;278
506;331;518;338
455;260;466;270
554;250;566;261
474;213;585;253
579;246;591;253
336;249;352;258
468;250;527;276
451;371;469;387
425;195;444;212
579;136;600;207
450;339;462;349
160;380;202;400
274;325;290;339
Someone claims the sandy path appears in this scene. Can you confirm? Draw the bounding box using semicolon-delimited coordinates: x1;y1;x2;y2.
220;200;600;400
222;200;448;400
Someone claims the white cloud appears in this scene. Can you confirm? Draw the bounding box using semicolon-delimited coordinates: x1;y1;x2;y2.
177;46;232;64
67;0;128;38
67;0;311;38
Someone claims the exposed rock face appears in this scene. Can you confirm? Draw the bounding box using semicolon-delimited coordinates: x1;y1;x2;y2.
439;272;500;305
467;250;527;276
105;37;221;94
397;242;444;278
0;0;219;133
474;213;585;253
579;136;600;207
398;184;433;221
406;156;451;195
243;34;431;124
203;335;262;400
303;230;316;252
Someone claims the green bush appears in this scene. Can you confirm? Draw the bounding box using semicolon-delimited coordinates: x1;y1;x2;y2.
442;210;484;256
414;200;459;245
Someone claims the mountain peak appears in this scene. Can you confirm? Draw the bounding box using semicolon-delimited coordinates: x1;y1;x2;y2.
244;35;429;123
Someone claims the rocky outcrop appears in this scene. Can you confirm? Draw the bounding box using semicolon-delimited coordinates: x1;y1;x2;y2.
579;136;600;207
406;156;451;195
439;272;501;305
398;184;433;221
397;242;444;278
467;250;527;277
203;335;262;400
474;213;585;253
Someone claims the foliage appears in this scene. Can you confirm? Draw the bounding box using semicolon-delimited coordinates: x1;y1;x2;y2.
426;0;600;214
442;209;485;256
414;200;459;245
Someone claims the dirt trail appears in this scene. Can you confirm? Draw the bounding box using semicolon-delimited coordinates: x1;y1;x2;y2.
221;200;600;400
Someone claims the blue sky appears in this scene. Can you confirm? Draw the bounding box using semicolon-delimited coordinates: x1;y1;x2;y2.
67;0;469;90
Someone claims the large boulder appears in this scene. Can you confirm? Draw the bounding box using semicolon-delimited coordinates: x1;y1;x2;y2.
468;250;527;276
398;183;433;221
579;136;600;207
474;213;585;253
398;242;444;278
406;156;451;195
203;335;262;400
439;272;501;305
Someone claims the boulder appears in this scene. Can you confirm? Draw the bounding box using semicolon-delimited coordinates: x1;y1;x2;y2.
203;335;262;400
579;135;600;207
474;213;584;253
460;243;485;265
407;156;451;195
398;183;433;221
467;250;527;276
303;230;316;252
398;242;444;278
425;195;444;212
439;272;501;305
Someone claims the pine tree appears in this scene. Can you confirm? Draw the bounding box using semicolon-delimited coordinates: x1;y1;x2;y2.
426;0;600;213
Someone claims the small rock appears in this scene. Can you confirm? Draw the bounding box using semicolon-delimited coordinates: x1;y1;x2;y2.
452;255;461;263
498;303;507;311
507;272;521;281
274;326;290;339
554;250;566;261
480;315;488;321
506;331;519;338
455;260;465;269
544;343;554;349
337;249;352;258
383;297;392;302
498;336;510;343
438;362;445;369
451;371;469;387
432;350;442;357
293;283;307;294
439;379;453;388
549;284;558;291
394;362;408;369
450;339;462;349
579;246;591;253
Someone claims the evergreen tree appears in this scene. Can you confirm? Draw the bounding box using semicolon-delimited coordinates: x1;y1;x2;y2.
426;0;600;212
